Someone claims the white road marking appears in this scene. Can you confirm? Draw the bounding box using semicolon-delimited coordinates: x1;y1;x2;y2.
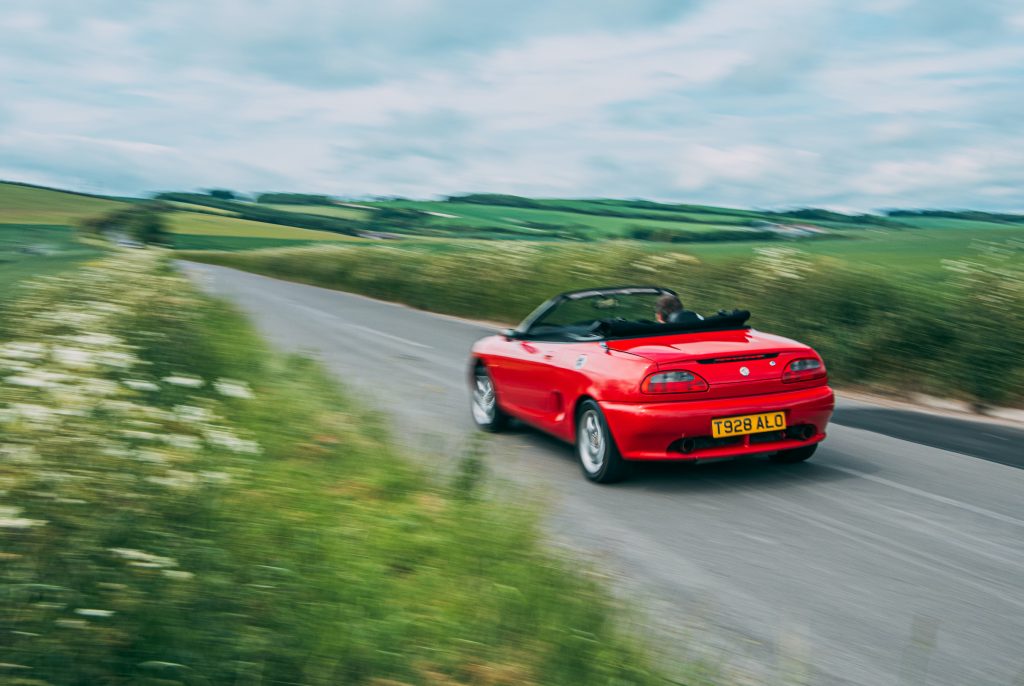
725;481;1024;613
826;464;1024;529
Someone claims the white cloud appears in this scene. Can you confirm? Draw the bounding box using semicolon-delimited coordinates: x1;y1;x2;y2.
0;0;1021;210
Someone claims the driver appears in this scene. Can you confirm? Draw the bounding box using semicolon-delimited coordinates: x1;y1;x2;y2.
655;294;704;324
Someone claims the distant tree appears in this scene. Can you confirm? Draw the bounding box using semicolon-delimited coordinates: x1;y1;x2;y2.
76;202;170;246
207;189;237;200
448;194;541;208
126;202;170;245
256;193;335;205
76;214;114;237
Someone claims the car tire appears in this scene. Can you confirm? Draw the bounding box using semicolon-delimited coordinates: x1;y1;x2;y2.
771;444;817;463
575;400;628;484
471;365;508;432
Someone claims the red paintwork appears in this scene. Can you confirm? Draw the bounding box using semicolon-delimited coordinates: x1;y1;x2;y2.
470;327;835;461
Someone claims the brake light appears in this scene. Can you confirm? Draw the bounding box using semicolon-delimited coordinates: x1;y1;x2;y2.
642;370;709;394
783;357;826;383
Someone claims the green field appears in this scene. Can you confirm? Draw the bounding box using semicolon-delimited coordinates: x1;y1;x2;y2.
0;181;124;224
165;200;240;216
0;182;365;249
263;202;373;221
0;224;105;305
363;199;748;236
5;181;1023;278
166;211;360;240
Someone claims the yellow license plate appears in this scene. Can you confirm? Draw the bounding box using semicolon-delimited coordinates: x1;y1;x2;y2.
711;411;786;438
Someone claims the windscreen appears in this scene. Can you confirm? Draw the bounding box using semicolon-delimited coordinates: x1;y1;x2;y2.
529;292;665;333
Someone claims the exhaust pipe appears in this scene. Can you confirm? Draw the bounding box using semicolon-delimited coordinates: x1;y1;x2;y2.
787;425;815;441
680;438;696;454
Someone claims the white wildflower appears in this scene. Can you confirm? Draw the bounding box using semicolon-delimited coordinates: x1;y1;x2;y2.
214;378;253;399
70;332;121;347
0;518;44;528
136;449;170;465
5;372;56;388
75;609;114;618
163;570;195;581
123;379;159;392
200;470;231;483
0;506;46;529
96;351;137;369
0;444;40;464
109;548;177;569
163;375;204;388
52;347;93;369
162;434;201;451
205;428;261;454
147;470;197;489
0;342;46;360
9;404;56;424
174;405;213;423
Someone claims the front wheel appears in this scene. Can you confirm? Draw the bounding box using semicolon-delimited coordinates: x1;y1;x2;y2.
471;366;508;432
771;443;817;464
575;400;628;483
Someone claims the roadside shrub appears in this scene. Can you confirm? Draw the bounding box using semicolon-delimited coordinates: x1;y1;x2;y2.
183;241;1024;407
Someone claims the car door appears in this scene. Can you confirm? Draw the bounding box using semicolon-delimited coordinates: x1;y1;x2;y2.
514;340;595;434
499;338;558;421
484;336;549;419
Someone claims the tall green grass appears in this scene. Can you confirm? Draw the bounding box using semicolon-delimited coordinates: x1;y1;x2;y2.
0;251;691;685
182;242;1024;407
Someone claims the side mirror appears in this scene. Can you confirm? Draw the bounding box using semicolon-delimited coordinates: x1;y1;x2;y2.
501;328;520;340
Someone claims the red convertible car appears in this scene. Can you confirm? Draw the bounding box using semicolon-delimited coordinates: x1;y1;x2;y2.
469;286;834;483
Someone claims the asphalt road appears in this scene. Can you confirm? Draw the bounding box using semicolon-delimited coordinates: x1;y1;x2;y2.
183;262;1024;686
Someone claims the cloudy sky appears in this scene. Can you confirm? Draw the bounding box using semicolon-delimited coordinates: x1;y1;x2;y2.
1;0;1022;210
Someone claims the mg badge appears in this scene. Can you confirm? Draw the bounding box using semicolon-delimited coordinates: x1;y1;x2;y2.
769;360;777;367
740;366;750;376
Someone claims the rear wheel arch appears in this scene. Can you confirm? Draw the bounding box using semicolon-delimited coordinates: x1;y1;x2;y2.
574;398;628;483
572;394;598;430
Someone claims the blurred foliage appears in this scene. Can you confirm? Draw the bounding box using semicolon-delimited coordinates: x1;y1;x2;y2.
0;251;689;685
888;209;1024;224
628;227;781;243
76;202;171;245
185;241;1024;406
255;192;336;205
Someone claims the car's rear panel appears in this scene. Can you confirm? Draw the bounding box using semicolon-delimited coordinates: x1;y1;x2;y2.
600;386;834;461
601;328;834;460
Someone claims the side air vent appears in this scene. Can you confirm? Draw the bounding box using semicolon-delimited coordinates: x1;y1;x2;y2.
696;353;779;364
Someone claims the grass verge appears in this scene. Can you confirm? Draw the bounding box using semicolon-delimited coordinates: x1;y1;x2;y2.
0;251;694;685
180;242;1024;407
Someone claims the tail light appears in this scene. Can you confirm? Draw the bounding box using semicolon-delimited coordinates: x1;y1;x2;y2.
642;370;709;394
783;357;827;383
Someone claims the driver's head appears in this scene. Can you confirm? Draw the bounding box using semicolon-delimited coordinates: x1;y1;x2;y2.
655;294;683;323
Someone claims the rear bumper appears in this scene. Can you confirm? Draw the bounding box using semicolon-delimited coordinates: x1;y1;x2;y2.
600;385;834;461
